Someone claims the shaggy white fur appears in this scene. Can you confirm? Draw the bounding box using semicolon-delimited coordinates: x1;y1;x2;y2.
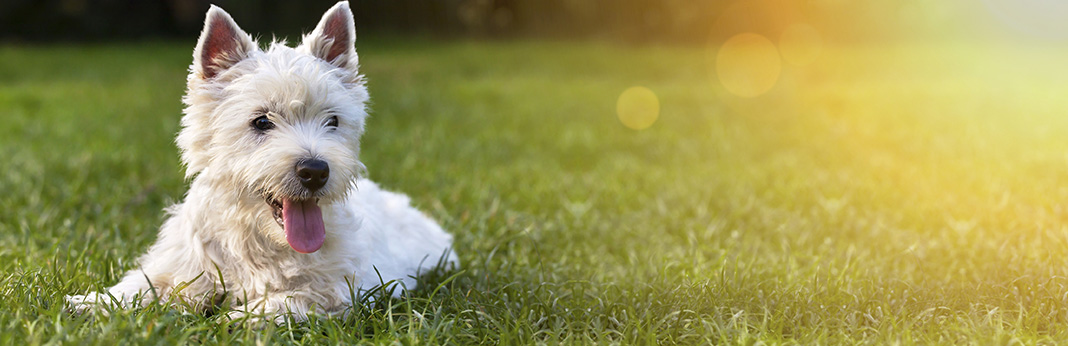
66;1;458;322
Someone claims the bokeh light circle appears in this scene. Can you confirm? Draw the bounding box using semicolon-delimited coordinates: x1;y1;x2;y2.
779;24;822;66
716;33;781;98
616;86;660;130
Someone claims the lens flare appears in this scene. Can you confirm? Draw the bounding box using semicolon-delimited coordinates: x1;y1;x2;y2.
616;86;660;130
716;33;781;98
779;24;823;66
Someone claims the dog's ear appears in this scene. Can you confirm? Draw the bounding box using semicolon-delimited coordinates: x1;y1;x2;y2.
192;5;256;79
303;1;358;71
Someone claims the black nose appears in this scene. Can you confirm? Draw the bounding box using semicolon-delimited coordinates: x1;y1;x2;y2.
296;159;329;191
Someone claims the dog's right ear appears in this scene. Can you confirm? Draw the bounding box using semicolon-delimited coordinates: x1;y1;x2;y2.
302;2;358;72
192;5;255;80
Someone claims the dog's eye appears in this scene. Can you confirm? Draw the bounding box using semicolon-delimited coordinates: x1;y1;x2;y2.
252;115;274;131
326;116;339;128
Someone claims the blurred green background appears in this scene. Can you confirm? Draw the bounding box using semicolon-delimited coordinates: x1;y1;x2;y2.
6;0;1068;344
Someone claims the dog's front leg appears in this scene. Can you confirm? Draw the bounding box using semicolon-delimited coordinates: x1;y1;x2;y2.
66;214;212;314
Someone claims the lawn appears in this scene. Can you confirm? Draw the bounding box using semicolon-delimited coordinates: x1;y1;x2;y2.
3;38;1068;344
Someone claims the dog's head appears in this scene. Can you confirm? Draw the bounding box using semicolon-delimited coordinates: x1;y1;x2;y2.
178;2;367;254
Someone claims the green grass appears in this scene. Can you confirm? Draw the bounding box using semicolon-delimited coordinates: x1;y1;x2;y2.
4;38;1068;344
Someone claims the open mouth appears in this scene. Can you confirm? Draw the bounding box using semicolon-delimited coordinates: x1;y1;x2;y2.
267;197;284;226
265;195;325;254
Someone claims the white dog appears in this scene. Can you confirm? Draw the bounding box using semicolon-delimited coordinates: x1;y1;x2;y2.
67;1;458;321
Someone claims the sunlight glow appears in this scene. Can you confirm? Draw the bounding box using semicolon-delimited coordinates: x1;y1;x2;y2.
983;0;1068;39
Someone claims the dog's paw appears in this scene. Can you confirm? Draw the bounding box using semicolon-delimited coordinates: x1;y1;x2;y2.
66;290;149;316
65;293;112;316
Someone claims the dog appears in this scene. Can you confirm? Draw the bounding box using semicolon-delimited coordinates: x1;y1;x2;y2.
66;1;458;322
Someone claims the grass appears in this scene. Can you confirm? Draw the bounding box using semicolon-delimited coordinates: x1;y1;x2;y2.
3;37;1068;344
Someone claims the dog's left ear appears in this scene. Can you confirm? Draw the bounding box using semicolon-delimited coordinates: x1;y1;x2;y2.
193;5;256;80
303;1;358;71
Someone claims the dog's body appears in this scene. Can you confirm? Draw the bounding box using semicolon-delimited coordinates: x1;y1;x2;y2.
67;2;457;321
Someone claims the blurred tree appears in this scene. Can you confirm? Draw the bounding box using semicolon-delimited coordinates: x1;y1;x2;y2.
0;0;978;43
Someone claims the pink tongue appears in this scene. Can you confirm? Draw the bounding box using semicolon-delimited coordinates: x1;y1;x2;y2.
282;199;325;253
